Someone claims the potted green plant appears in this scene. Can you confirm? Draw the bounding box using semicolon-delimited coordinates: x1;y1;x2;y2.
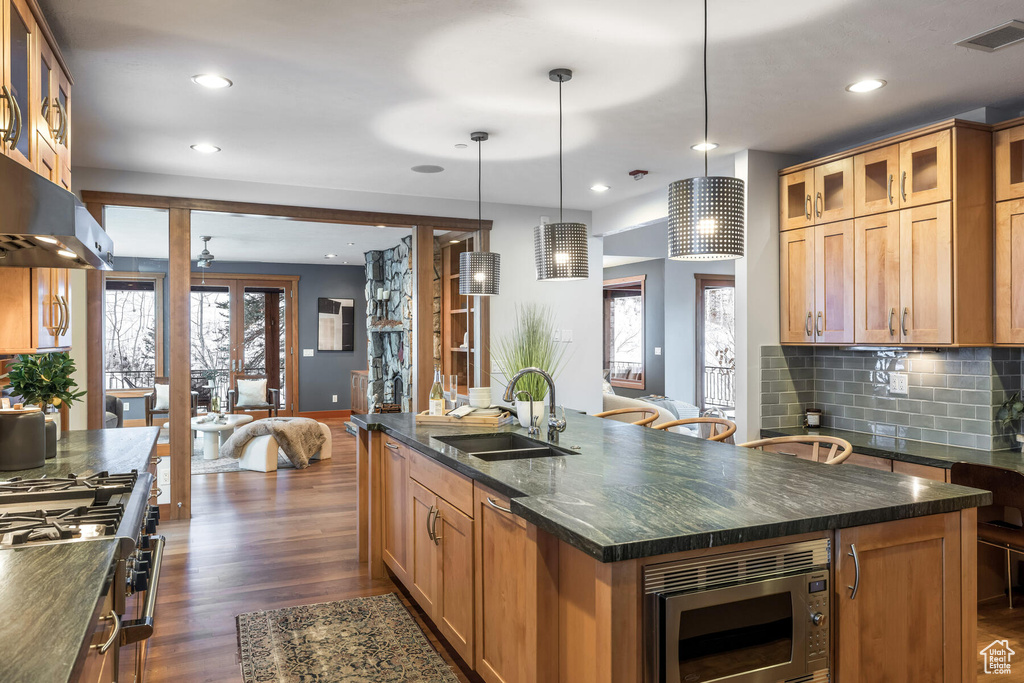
491;303;568;428
6;353;86;438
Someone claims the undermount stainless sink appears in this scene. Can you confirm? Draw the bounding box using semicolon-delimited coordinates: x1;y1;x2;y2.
434;433;575;461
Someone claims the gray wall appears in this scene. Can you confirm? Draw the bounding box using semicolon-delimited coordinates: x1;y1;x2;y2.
760;345;1022;450
112;256;366;412
603;260;665;398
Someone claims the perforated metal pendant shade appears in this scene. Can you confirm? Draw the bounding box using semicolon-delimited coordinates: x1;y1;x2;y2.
459;251;500;296
534;222;589;280
668;176;745;260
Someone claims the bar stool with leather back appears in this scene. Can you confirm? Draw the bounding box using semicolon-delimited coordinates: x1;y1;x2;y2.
950;462;1024;608
652;417;737;443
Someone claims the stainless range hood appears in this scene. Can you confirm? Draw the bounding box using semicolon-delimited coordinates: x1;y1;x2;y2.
0;152;112;269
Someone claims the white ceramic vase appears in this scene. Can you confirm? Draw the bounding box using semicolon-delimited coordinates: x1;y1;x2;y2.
515;400;546;430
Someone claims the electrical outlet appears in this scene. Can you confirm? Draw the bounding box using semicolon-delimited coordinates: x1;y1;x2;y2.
552;329;562;342
158;468;170;486
889;373;909;395
563;329;573;343
332;394;338;403
654;347;662;356
123;402;130;412
303;349;314;357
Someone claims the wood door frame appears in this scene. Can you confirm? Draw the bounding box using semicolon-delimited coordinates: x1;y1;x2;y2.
603;275;646;390
694;274;735;411
83;192;490;519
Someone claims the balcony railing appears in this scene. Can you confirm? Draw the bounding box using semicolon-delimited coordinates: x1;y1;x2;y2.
609;361;643;382
703;365;735;409
105;369;156;390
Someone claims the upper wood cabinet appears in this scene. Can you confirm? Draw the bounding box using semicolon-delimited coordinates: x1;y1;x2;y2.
780;223;854;344
854;144;900;216
0;266;71;353
995;122;1024;202
781;120;992;346
1;0;72;185
996;199;1024;343
780;160;853;230
779;169;814;231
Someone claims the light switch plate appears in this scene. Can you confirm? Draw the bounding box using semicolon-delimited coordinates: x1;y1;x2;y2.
123;403;130;412
552;329;562;342
889;373;909;395
303;349;314;357
332;394;338;403
654;347;662;356
563;329;573;343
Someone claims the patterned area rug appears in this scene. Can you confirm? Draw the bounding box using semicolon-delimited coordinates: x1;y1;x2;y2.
237;593;460;682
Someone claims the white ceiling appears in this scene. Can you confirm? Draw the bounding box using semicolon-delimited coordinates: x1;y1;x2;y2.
41;0;1024;211
104;206;408;264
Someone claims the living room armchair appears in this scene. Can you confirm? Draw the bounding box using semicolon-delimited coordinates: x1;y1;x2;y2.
227;374;281;418
145;377;200;427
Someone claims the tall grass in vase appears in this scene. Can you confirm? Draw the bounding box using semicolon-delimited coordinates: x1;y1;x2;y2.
491;304;568;426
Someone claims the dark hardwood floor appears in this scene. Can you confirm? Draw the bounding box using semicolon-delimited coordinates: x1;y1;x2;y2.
148;420;479;682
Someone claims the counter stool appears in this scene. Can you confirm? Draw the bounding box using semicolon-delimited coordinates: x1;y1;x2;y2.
653;417;737;442
738;435;853;465
593;407;659;427
950;462;1024;609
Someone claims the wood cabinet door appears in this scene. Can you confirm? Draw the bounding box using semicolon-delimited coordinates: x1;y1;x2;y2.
835;514;962;683
813;158;854;223
436;498;475;667
898;130;952;208
54;63;70;169
4;0;36;169
0;267;32;351
408;479;440;617
34;267;56;349
381;439;410;583
780;227;815;343
780;169;815;231
854;144;900;216
996;199;1024;343
814;221;854;343
854;213;901;344
34;35;56;148
899;203;953;344
474;484;558;683
995;125;1024;202
34;132;57;183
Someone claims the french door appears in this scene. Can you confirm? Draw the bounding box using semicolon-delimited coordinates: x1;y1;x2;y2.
190;276;296;415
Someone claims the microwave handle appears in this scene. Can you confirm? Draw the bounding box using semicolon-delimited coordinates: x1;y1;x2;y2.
847;543;860;599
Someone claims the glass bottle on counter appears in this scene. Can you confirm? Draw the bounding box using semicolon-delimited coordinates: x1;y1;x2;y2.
429;366;446;416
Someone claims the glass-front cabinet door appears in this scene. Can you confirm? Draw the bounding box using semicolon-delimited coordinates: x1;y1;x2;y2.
4;0;35;169
813;158;853;223
854;144;901;216
995;124;1024;203
898;130;951;208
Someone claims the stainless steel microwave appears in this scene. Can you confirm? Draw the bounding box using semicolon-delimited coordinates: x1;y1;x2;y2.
644;539;830;683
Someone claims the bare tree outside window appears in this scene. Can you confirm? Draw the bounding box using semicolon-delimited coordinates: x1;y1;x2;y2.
696;275;735;412
604;276;646;389
105;280;158;389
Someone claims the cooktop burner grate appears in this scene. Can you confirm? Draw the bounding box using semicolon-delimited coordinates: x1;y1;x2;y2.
0;504;125;546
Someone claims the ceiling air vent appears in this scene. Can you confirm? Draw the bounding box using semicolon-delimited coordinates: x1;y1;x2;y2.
956;20;1024;52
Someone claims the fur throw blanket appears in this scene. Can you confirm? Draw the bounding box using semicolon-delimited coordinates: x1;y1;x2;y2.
221;417;326;469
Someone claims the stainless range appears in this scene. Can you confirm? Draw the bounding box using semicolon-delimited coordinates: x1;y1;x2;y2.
0;470;164;682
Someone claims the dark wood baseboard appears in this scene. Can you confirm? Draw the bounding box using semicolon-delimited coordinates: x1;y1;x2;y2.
298;409;352;420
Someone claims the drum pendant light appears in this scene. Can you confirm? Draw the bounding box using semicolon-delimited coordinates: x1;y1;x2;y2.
459;132;500;296
535;68;589;281
668;0;744;260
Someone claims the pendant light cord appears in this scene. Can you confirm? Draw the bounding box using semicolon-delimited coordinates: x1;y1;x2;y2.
703;0;708;178
558;77;564;223
477;137;482;230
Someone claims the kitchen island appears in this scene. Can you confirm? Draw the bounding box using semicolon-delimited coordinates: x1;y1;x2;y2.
355;411;989;683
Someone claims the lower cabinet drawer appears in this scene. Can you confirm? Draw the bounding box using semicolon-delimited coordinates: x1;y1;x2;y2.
846;453;892;472
409;448;473;517
76;586;117;683
892;460;949;482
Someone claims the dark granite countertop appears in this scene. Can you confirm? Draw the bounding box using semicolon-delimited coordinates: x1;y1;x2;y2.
0;539;118;683
353;412;990;562
0;427;159;480
760;426;1024;473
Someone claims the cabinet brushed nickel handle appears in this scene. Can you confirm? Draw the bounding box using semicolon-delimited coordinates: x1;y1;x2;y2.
384;442;399;451
426;505;436;541
888;308;895;336
887;174;894;205
901;307;909;337
0;85;12;144
804;195;812;220
804;312;813;337
149;486;163;500
847;544;860;600
59;296;70;336
57;97;68;145
900;171;907;202
486;497;512;514
815;192;823;218
95;610;121;654
41;96;51;135
816;312;823;336
9;89;22;150
431;508;442;545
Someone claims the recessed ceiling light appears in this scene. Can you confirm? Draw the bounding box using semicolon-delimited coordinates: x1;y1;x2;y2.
36;235;59;244
449;239;460;244
324;253;337;259
846;79;886;93
376;224;387;228
590;184;610;192
347;242;355;246
57;249;77;259
412;164;444;174
190;143;221;154
691;141;718;151
454;143;468;149
192;74;232;89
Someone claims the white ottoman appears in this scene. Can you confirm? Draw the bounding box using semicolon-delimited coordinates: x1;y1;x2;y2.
237;421;333;472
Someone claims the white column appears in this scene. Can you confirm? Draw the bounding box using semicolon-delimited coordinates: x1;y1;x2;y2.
733;150;799;442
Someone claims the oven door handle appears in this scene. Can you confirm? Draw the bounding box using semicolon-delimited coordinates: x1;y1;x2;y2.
120;534;165;646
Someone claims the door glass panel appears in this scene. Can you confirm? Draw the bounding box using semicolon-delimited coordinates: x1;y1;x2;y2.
911;148;938;193
676;592;793;681
243;286;287;410
822;172;844;212
10;2;31;157
1011;140;1023;186
699;283;735;412
787;182;806;219
190;285;231;412
39;54;51;130
863;161;888;204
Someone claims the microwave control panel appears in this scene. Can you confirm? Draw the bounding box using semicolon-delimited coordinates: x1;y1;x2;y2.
806;571;830;663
